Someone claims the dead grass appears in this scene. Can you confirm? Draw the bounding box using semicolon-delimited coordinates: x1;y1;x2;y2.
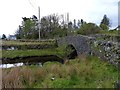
2;67;23;88
2;55;119;88
78;54;87;61
2;66;41;88
33;67;46;80
20;67;35;86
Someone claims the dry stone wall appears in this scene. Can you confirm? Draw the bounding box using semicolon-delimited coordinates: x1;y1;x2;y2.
90;39;120;69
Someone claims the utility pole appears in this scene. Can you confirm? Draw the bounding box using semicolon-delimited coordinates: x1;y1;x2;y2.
118;1;120;29
67;12;69;24
38;6;41;40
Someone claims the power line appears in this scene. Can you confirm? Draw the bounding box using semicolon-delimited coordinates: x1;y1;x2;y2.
28;0;41;40
28;0;37;10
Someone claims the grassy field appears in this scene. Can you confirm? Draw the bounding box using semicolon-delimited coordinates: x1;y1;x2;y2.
2;39;55;46
2;55;120;88
99;30;119;36
1;39;64;58
1;47;65;58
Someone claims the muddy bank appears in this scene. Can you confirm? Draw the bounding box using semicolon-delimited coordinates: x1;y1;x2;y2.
1;55;64;65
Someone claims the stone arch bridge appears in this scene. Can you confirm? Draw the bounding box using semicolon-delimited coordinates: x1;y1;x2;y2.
57;35;94;56
57;35;120;70
57;35;120;88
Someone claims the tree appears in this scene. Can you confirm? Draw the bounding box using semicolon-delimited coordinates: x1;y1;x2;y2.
100;23;108;30
77;23;100;35
15;26;21;39
81;19;84;25
15;14;68;39
51;26;67;38
73;19;77;29
77;20;81;28
40;14;62;38
23;18;36;39
2;34;7;39
15;17;39;39
68;21;73;30
100;14;110;30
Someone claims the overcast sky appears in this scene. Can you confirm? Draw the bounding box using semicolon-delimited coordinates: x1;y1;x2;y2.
0;0;119;37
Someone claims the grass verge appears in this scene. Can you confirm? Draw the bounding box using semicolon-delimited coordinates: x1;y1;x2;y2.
1;47;65;58
2;55;120;88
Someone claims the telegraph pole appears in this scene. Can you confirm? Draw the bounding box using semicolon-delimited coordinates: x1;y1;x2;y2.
38;6;41;40
118;1;120;29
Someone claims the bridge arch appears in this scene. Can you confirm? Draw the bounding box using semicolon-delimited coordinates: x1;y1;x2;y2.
57;35;93;56
65;44;78;59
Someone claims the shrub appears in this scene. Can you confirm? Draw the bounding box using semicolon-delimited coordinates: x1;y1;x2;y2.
100;23;109;30
77;23;101;35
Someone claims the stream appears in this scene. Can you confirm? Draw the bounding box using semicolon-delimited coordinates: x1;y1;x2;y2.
1;55;64;68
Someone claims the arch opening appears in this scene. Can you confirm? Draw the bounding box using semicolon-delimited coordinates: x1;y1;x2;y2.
65;44;78;59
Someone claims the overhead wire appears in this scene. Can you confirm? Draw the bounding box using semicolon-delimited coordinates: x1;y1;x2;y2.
28;0;37;11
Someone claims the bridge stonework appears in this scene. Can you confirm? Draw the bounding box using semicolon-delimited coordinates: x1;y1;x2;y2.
57;35;94;55
57;35;120;87
57;35;120;69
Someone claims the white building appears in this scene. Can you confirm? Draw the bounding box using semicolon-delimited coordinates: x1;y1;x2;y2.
8;35;16;40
